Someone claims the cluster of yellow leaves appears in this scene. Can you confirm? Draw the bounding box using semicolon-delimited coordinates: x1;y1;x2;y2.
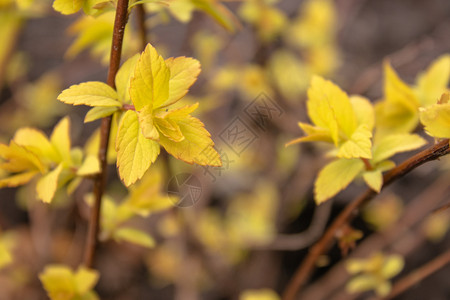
85;167;174;248
52;0;113;15
39;265;99;300
58;44;221;187
376;55;450;136
0;117;100;203
346;252;404;297
287;76;426;203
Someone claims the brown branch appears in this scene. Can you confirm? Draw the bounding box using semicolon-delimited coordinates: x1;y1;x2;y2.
282;139;450;300
376;249;450;300
83;0;130;268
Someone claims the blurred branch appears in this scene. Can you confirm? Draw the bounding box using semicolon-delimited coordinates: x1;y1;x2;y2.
282;139;450;300
135;4;147;51
374;249;450;300
83;0;129;268
258;201;332;251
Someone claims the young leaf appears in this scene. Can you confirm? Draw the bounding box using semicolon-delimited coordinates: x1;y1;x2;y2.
113;227;155;248
315;158;364;204
53;0;83;15
115;54;140;103
337;125;372;159
58;81;120;107
84;106;119;123
415;54;450;107
419;100;450;138
163;56;201;107
116;111;160;186
13;128;58;162
158;114;221;166
362;169;383;192
130;44;170;111
0;171;39;188
36;164;63;203
138;104;160;140
372;134;426;164
50;117;72;165
77;155;100;176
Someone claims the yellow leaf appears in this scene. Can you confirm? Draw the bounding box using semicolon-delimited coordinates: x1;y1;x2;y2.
191;0;239;33
415;54;450;107
84;106;119;123
163;56;201;107
58;81;120;107
337;125;372;159
158;114;221;166
74;267;99;295
113;227;155;248
372;134;426;164
130;44;170;111
315;158;364;204
0;171;38;188
77;155;100;176
53;0;83;14
362;169;382;192
36;164;63;203
240;289;280;300
154;116;184;142
13;128;57;161
350;95;375;131
116;111;160;186
285;122;333;146
0;141;45;173
115;54;140;104
419;101;450;138
307;76;357;144
50;117;72;165
138;104;160;140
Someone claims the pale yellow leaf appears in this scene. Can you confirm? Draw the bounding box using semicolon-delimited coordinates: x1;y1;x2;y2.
13;128;57;161
36;164;63;203
362;169;382;192
372;134;426;163
337;125;372;159
58;81;120;107
113;227;155;248
115;54;140;103
162;56;201;107
130;44;170;111
415;54;450;107
77;155;100;176
0;171;39;188
419;102;450;138
138;104;160;140
315;158;364;204
116;111;160;186
50;117;72;165
53;0;83;14
84;106;119;123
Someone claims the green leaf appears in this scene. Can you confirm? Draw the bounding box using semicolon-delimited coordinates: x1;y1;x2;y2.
84;106;119;123
130;44;170;111
58;81;120;107
372;133;426;163
315;158;364;204
116;111;160;186
113;227;155;248
36;164;63;203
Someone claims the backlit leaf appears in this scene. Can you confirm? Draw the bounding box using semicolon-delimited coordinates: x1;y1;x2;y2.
84;106;119;123
315;158;364;204
116;110;160;186
36;164;63;203
113;227;155;248
419;101;450;138
337;125;372;159
372;134;426;163
58;81;120;107
415;54;450;107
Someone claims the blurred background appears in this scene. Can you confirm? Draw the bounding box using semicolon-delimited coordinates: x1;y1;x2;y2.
0;0;449;299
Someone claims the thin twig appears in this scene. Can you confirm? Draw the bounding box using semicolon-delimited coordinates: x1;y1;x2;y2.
376;249;450;300
83;0;130;268
282;139;450;300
